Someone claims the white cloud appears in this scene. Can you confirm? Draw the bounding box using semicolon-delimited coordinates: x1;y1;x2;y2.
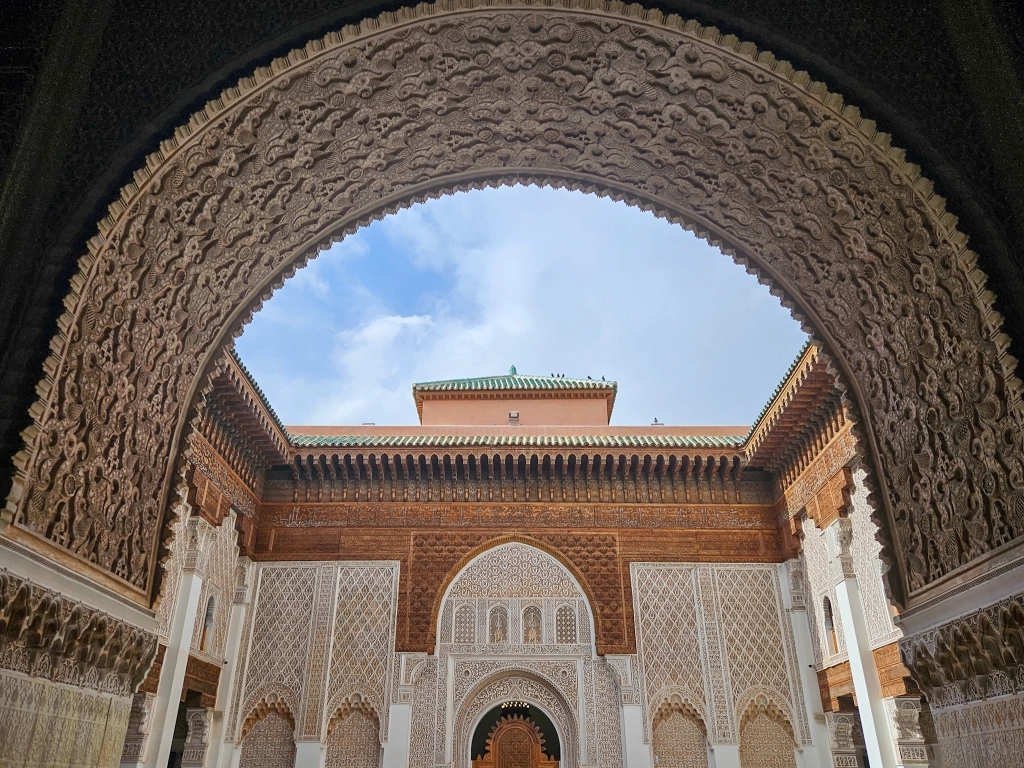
236;186;808;427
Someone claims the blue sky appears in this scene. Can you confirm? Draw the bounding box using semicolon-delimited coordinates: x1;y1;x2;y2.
235;186;808;427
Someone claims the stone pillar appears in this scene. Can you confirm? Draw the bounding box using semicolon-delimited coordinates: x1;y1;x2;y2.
381;703;412;768
143;515;212;768
709;743;740;768
120;692;158;765
181;707;214;767
830;517;899;768
780;561;829;768
621;704;652;768
208;556;254;768
294;741;326;767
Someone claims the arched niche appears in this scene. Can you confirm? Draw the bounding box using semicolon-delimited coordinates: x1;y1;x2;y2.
5;0;1022;614
435;540;597;653
458;671;578;768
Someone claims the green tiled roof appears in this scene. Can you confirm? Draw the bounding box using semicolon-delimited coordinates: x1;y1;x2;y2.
744;339;813;441
413;369;617;393
289;433;744;449
229;347;290;439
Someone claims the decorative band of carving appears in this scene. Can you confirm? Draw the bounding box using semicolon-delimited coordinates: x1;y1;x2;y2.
264;502;775;529
900;592;1024;708
0;569;157;695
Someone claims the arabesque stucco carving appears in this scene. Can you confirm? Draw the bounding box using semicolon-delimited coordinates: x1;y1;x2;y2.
6;0;1023;605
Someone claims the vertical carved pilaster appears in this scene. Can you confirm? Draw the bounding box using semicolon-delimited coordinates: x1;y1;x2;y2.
120;692;158;765
180;707;213;767
693;564;735;743
886;696;930;766
824;711;860;768
298;564;338;740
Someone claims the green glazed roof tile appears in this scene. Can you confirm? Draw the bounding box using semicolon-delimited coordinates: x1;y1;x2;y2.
288;433;745;449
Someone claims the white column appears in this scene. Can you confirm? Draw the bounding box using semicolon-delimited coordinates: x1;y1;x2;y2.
621;704;653;768
294;741;325;767
144;516;212;768
709;743;740;768
830;518;899;768
209;555;254;768
779;561;828;768
382;703;412;768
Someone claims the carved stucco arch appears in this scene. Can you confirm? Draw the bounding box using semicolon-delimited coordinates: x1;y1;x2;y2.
430;533;600;647
5;0;1023;611
457;670;578;768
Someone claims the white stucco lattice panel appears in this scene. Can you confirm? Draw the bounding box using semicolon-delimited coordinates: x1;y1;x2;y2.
714;566;809;744
631;563;810;746
446;543;583;599
239;565;317;719
155;512;185;642
849;467;902;648
800;517;848;666
326;563;400;741
595;660;625;768
630;564;706;730
408;658;438;768
190;511;240;661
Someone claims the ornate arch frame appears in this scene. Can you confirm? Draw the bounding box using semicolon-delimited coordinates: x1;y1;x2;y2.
433;535;598;651
457;670;578;768
4;0;1023;614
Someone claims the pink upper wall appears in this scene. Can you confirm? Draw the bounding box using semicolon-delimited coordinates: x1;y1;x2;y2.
420;395;610;426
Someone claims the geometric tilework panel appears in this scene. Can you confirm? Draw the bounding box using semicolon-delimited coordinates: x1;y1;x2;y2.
239;711;296;768
738;713;797;768
652;713;709;768
327;564;400;734
325;711;381;768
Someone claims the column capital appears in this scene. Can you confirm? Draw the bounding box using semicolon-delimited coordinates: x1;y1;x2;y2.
182;516;214;577
181;707;214;768
233;556;254;604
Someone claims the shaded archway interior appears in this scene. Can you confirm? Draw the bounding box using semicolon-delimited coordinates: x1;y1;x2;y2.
472;703;561;762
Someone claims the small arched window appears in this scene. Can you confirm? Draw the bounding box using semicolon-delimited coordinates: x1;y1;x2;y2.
489;606;508;644
522;606;543;644
555;605;577;644
454;604;476;644
823;597;838;655
200;595;216;652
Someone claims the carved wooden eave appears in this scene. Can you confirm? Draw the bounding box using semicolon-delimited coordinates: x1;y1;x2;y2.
272;426;767;505
744;343;842;471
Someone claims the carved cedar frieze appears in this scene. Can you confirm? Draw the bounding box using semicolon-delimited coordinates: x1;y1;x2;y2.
7;0;1023;604
900;592;1024;708
0;569;157;695
263;502;774;529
